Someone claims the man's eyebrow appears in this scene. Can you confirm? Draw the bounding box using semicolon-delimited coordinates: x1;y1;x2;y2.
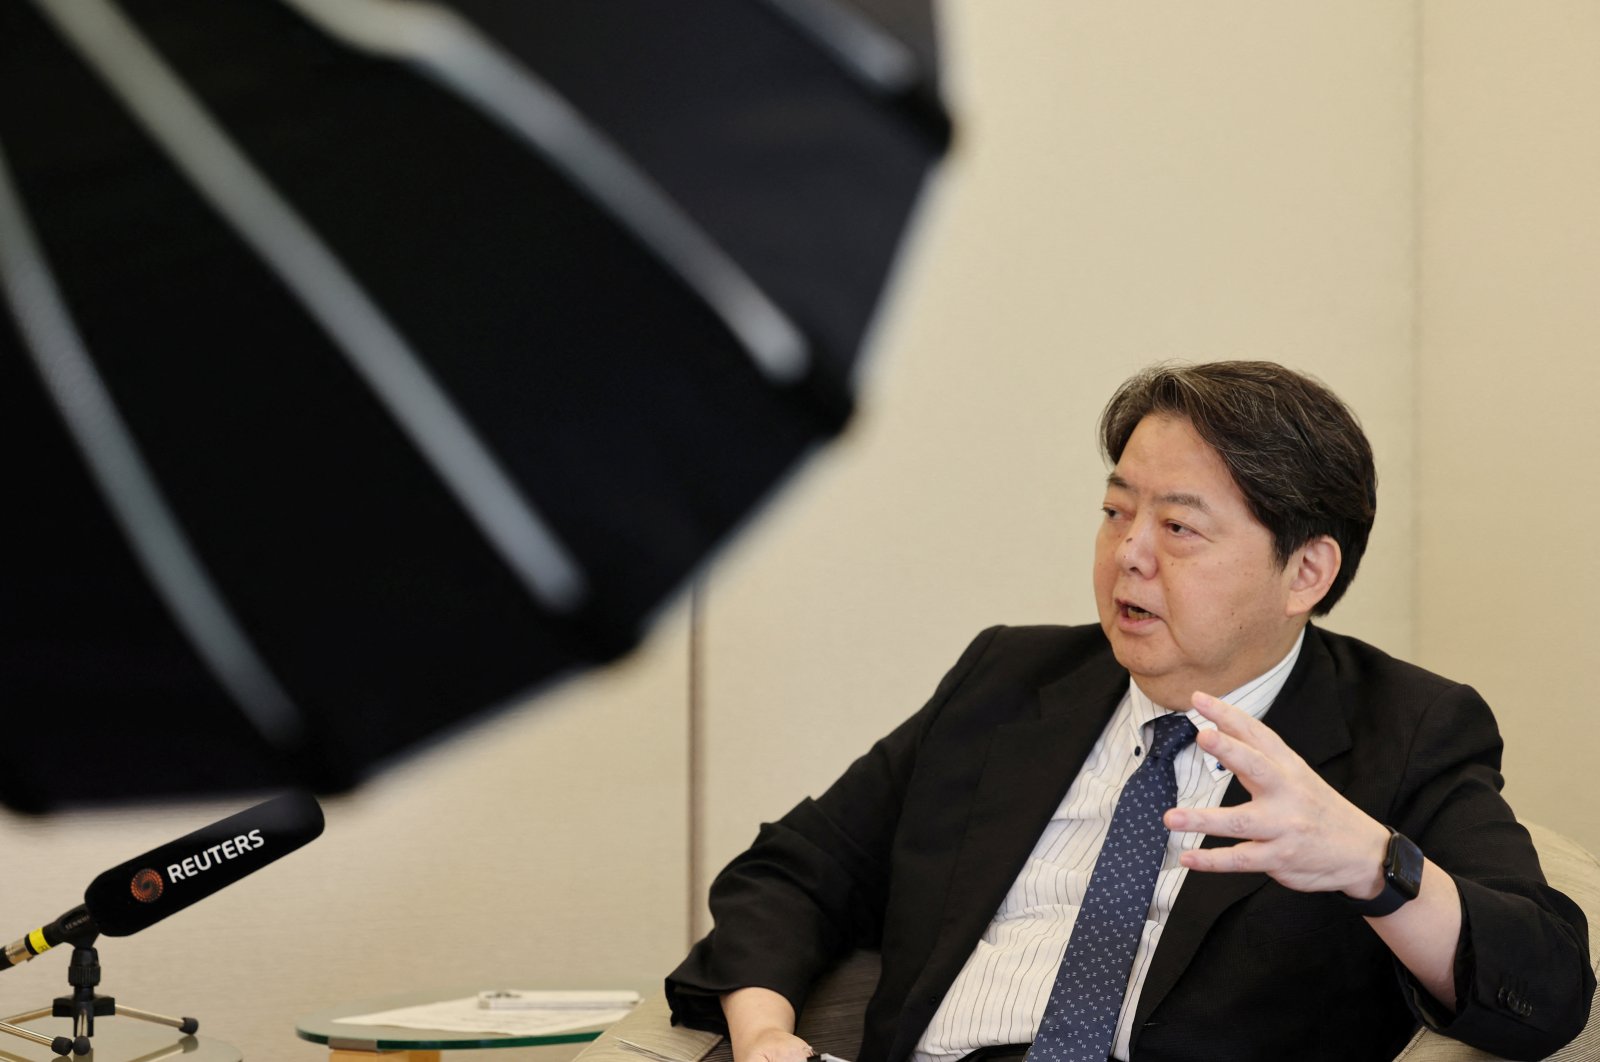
1104;474;1212;514
1159;492;1212;513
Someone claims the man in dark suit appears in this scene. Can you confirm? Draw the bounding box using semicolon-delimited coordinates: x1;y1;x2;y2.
667;362;1593;1062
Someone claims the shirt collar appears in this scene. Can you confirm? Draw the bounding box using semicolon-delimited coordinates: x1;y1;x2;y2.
1124;628;1306;777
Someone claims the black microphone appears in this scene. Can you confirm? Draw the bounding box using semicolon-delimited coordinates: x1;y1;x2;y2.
1;791;323;969
84;790;323;936
0;905;95;971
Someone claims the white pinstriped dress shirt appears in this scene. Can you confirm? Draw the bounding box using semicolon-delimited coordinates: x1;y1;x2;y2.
912;631;1305;1062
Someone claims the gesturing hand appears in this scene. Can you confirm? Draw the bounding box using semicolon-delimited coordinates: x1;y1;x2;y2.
1163;691;1388;899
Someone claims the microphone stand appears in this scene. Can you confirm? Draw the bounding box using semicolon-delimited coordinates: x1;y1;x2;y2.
1;931;198;1057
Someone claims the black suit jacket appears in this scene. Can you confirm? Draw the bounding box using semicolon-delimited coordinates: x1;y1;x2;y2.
668;625;1593;1062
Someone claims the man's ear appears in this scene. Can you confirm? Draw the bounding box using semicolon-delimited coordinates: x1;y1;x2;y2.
1286;535;1341;618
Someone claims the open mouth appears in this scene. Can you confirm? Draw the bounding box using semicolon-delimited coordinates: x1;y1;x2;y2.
1120;601;1158;620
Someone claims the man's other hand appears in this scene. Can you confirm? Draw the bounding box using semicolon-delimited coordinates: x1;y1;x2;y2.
721;987;813;1062
735;1027;813;1062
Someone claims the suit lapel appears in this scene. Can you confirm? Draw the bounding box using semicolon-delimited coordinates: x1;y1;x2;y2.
895;648;1128;1062
1131;626;1355;1033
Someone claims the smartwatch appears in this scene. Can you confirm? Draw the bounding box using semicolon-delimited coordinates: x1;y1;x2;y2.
1346;828;1424;917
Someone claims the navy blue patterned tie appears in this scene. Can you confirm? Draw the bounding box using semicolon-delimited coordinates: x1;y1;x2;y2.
1026;711;1198;1062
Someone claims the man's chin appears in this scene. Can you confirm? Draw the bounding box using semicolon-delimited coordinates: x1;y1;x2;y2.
1106;629;1169;671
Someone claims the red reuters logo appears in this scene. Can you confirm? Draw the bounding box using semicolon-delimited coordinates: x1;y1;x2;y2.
130;868;164;903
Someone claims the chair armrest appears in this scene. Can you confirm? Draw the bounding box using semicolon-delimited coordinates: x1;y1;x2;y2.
576;952;883;1062
574;995;723;1062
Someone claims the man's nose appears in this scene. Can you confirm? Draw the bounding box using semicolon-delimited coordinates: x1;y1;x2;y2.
1117;521;1156;574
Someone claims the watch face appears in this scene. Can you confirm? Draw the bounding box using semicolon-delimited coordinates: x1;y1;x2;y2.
1389;832;1424;899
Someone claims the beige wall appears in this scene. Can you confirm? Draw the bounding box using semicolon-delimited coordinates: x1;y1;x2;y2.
6;5;1598;1060
1415;1;1600;854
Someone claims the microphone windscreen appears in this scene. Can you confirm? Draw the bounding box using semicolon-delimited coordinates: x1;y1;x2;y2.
83;791;324;936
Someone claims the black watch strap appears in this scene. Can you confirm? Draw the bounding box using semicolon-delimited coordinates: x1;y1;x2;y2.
1346;828;1424;917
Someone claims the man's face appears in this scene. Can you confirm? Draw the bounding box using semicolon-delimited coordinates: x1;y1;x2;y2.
1093;414;1305;709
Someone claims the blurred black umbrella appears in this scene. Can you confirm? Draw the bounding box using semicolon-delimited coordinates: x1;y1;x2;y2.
0;0;948;809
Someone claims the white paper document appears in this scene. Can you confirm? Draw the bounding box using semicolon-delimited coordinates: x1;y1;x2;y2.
336;990;640;1036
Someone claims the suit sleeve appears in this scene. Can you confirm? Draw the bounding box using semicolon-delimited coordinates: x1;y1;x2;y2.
663;626;1005;1033
1390;684;1594;1060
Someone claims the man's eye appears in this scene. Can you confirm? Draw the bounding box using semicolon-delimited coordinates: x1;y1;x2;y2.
1165;521;1192;535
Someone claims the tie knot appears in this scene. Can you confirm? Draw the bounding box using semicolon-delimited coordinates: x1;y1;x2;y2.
1148;713;1198;761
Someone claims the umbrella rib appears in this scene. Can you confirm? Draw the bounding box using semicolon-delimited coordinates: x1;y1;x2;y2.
31;0;589;615
278;0;812;386
761;0;921;96
0;139;306;751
